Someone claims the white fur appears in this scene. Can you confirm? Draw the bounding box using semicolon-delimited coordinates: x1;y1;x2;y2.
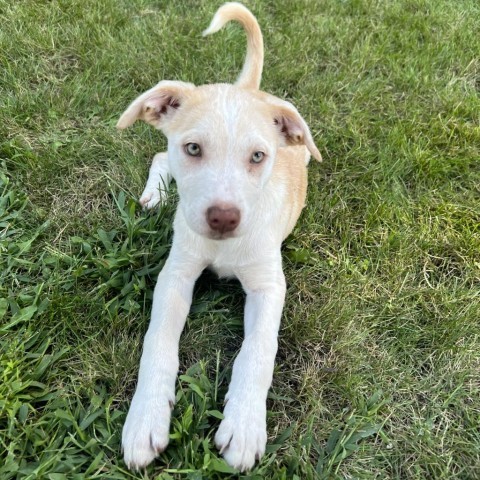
139;152;171;208
118;2;321;473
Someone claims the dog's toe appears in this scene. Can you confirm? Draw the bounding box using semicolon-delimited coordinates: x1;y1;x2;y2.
139;191;153;207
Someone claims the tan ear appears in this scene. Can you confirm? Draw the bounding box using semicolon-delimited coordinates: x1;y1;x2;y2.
116;80;195;130
269;98;322;162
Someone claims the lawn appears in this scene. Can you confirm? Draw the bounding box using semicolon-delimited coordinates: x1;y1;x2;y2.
1;0;479;478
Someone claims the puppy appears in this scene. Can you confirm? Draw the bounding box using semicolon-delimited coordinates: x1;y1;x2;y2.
117;2;321;472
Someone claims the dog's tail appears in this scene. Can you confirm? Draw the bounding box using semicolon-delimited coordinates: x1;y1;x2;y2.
203;2;263;90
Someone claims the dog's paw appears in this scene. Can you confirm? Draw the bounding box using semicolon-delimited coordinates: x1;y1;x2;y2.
139;186;166;209
122;393;173;470
214;399;267;472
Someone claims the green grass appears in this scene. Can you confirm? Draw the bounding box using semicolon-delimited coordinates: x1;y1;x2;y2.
1;0;479;478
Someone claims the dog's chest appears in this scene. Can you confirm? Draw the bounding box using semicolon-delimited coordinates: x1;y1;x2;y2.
208;246;242;279
205;238;255;279
209;263;236;279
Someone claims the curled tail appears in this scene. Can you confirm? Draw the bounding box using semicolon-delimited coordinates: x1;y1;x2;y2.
203;2;264;90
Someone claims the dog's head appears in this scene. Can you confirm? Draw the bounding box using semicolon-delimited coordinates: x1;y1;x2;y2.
117;81;320;240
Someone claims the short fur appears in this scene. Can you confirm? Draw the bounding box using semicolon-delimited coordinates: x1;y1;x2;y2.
117;2;321;472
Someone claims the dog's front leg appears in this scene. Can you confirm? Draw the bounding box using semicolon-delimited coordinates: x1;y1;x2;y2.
139;152;171;208
215;259;286;471
122;251;204;469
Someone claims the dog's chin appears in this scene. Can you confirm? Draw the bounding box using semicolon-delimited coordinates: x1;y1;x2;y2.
206;230;238;241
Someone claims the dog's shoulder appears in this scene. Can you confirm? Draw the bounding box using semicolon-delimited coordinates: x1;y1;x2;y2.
270;145;309;240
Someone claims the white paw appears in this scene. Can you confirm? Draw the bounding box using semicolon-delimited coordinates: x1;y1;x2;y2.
139;186;166;209
122;393;173;470
215;399;267;472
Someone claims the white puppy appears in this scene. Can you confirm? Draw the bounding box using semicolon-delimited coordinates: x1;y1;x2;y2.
117;2;321;472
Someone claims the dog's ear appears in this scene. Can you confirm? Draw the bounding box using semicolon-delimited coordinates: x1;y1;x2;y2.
117;80;195;130
268;98;322;162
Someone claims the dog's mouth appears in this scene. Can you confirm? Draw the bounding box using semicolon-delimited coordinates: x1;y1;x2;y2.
206;230;238;241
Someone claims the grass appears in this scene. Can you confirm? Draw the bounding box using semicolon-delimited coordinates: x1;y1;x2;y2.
1;0;479;478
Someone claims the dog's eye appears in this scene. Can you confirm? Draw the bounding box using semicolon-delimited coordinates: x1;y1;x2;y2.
251;151;265;164
185;143;202;157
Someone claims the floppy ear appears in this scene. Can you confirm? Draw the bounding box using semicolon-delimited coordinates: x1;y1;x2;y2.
269;98;322;162
116;80;195;130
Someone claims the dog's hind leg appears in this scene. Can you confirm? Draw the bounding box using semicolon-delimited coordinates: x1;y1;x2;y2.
140;152;171;208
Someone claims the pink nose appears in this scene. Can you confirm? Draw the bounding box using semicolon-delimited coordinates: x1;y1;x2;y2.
206;206;241;234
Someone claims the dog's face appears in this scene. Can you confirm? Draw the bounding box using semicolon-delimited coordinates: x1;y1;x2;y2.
118;81;320;240
166;85;285;240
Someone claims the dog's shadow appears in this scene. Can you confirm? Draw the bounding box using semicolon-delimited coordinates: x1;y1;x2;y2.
180;269;245;372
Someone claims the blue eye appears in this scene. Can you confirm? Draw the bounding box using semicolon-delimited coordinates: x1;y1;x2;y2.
251;151;265;164
185;143;202;157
